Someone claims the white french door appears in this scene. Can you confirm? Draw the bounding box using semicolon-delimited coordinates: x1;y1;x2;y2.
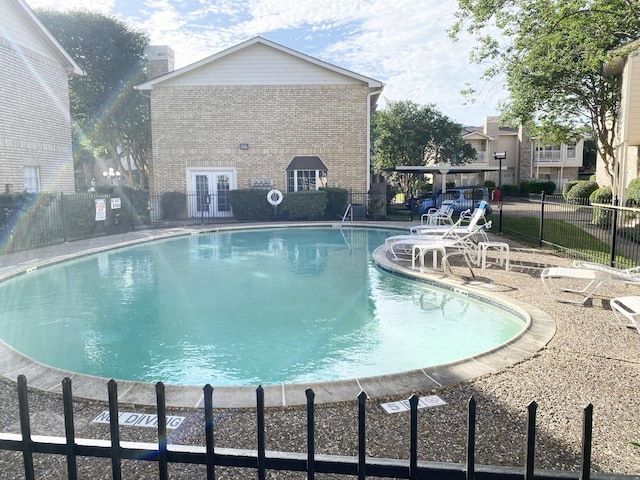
188;170;235;218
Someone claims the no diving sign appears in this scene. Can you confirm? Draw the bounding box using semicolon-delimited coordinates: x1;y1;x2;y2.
92;411;185;429
381;395;446;414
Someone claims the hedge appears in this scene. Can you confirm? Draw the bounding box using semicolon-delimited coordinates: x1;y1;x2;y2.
590;186;613;227
566;180;598;204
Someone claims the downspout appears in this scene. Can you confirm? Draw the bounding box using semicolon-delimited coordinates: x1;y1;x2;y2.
366;89;383;192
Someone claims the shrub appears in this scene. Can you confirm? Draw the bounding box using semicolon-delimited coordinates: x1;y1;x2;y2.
625;177;640;207
280;190;328;220
62;194;99;239
0;192;32;228
368;195;385;220
520;180;556;195
0;192;59;249
590;185;612;203
320;187;349;219
386;184;400;207
501;184;519;196
566;180;598;204
229;189;276;220
562;180;581;201
161;192;186;220
483;180;496;190
619;225;640;243
590;186;613;227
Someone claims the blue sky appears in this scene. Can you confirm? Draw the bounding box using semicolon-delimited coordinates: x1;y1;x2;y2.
27;0;507;126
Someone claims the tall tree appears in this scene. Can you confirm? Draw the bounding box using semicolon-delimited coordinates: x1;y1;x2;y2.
450;0;640;195
372;100;475;199
37;10;150;188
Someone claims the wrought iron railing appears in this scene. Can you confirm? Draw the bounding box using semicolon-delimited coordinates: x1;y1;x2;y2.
500;194;640;267
3;189;640;269
0;375;634;480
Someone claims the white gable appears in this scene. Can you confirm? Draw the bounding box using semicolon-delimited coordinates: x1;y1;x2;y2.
0;0;82;75
137;37;383;90
463;131;494;142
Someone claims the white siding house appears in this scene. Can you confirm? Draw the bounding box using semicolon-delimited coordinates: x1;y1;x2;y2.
0;0;82;194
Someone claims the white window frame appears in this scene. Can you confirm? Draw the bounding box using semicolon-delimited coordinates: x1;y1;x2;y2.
24;166;41;193
287;169;327;193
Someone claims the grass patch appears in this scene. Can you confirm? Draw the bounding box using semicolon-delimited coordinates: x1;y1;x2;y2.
501;216;633;266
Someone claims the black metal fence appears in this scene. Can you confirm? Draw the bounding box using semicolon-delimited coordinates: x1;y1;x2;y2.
0;190;390;254
1;375;634;480
500;194;640;267
3;190;640;268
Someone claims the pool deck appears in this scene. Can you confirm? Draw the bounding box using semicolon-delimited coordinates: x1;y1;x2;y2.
0;222;555;408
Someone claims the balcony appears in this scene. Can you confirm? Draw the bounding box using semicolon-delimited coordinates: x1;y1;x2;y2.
533;152;581;167
471;151;487;163
534;151;562;164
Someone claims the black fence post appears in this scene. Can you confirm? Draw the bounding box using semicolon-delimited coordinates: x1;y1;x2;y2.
357;391;367;480
204;384;216;480
409;395;419;480
581;403;594;480
610;197;619;267
306;389;315;480
498;185;504;233
466;397;476;480
538;192;546;248
61;377;78;480
256;385;266;480
525;401;537;480
129;191;135;232
107;379;123;480
17;375;35;480
60;192;67;243
156;382;168;480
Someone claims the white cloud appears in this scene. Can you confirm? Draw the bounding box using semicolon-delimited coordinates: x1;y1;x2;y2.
24;0;507;124
25;0;115;14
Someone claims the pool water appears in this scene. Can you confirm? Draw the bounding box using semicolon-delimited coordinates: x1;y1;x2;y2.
0;227;524;386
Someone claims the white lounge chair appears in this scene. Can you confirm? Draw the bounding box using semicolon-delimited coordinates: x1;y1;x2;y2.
540;261;640;305
387;202;490;259
410;203;487;235
419;200;454;226
610;296;640;334
409;223;492;277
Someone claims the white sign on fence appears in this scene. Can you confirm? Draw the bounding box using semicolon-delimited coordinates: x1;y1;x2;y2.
110;197;121;209
95;199;106;221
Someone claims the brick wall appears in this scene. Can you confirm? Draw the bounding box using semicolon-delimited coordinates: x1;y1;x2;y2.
0;37;75;193
149;84;371;194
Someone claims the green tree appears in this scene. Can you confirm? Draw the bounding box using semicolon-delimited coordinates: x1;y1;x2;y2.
372;100;475;199
450;0;640;196
37;10;151;188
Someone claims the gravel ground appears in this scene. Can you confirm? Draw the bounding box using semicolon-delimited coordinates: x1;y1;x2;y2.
0;228;639;479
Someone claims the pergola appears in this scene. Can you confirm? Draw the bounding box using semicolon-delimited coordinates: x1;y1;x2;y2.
390;164;506;193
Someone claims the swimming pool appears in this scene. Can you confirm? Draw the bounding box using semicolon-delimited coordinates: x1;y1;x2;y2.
0;226;525;387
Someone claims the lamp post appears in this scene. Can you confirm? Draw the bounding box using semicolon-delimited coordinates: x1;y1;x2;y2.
493;152;506;233
102;167;121;184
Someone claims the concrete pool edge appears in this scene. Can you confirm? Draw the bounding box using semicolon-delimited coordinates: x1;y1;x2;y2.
0;223;556;408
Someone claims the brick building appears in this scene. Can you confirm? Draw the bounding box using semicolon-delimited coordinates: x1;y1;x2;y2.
136;37;383;219
0;0;82;194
